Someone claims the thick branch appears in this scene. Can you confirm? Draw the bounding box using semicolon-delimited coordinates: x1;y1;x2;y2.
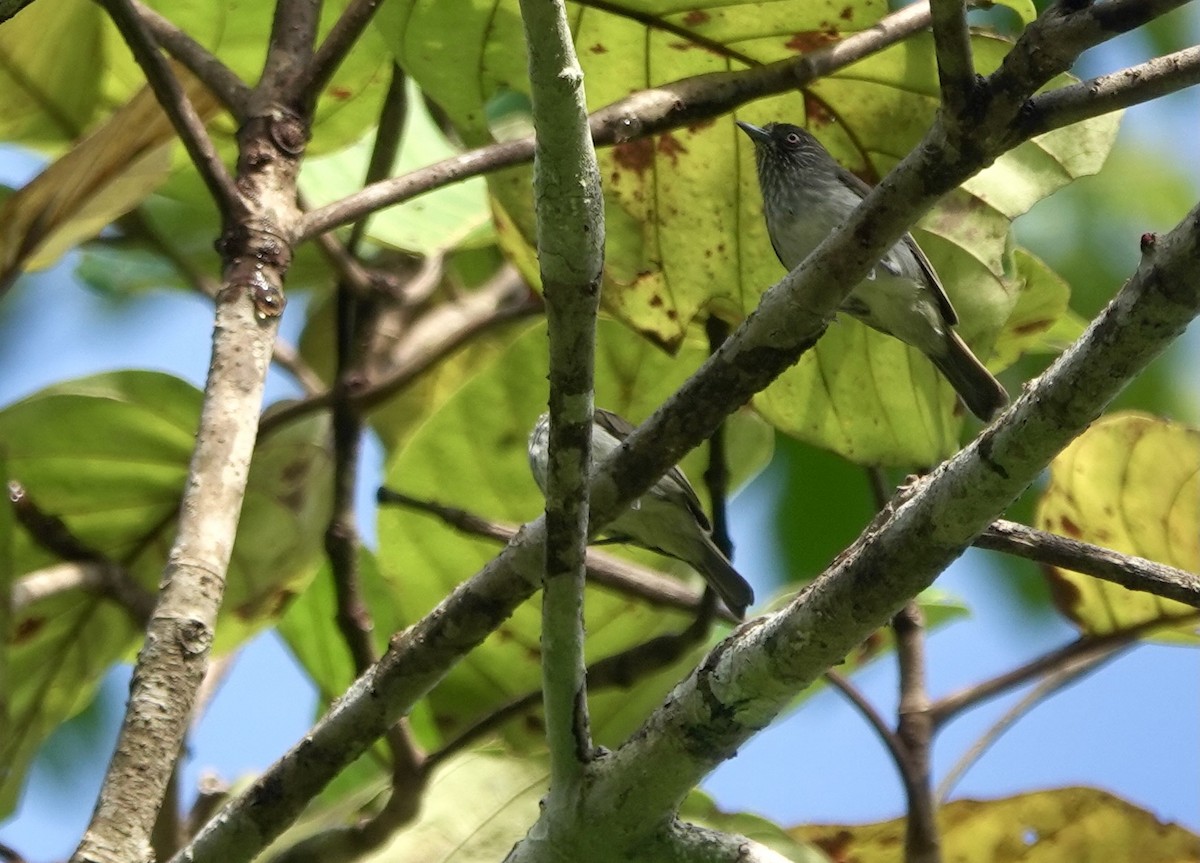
72;6;314;857
1019;44;1200;137
976;519;1200;608
577;213;1200;845
520;0;606;787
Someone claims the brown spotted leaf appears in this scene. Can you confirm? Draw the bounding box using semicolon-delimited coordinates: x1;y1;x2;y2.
1035;412;1199;641
794;787;1200;863
377;1;1116;465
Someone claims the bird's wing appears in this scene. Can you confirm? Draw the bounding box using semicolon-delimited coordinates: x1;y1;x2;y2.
834;164;959;326
594;407;712;532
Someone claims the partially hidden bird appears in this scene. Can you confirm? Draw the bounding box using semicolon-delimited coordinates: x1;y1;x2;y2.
738;120;1008;421
528;408;755;619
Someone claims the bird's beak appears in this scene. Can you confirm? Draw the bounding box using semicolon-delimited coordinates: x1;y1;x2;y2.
735;120;770;144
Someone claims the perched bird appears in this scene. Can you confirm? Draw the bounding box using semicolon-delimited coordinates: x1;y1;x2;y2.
737;120;1009;421
528;408;755;618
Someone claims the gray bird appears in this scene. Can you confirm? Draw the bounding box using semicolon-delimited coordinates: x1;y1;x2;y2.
528;408;754;619
737;120;1008;421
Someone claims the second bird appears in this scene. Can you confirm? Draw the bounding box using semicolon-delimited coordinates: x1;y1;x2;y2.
737;121;1008;421
528;409;754;619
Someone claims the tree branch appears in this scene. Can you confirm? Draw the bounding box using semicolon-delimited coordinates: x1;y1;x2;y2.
258;0;320;105
376;487;738;621
930;0;976;123
520;0;607;787
129;0;251;116
256;264;539;437
99;0;244;221
1019;44;1200;138
824;670;908;775
169;2;1200;857
303;0;386;104
927;614;1194;726
975;518;1200;608
72;2;316;855
893;603;939;863
935;641;1125;803
296;1;935;240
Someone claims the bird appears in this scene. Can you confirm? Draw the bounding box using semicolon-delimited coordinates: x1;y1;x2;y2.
527;408;755;619
737;120;1009;421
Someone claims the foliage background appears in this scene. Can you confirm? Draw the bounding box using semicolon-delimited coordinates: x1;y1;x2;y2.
0;2;1197;860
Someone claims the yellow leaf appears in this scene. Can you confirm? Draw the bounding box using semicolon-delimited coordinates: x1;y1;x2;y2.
794;787;1200;863
1035;412;1200;640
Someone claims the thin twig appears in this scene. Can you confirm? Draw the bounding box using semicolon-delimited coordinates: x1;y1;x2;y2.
976;519;1200;609
99;0;244;220
8;481;156;622
700;316;733;619
935;641;1125;803
347;63;409;254
270;338;326;396
12;562;155;624
130;0;251;115
928;614;1198;726
304;0;386;104
256;266;539;437
376;487;739;622
323;56;428;838
824;670;908;772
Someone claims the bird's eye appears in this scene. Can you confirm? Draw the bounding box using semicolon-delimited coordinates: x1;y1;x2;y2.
784;132;802;146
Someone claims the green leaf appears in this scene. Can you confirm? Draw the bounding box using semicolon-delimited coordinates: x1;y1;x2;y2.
0;0;116;146
0;373;332;815
1035;412;1200;641
989;247;1080;367
376;319;772;748
0;371;199;818
272;749;549;863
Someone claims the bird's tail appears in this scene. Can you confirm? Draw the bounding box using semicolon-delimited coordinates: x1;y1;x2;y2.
692;537;755;620
931;331;1009;421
